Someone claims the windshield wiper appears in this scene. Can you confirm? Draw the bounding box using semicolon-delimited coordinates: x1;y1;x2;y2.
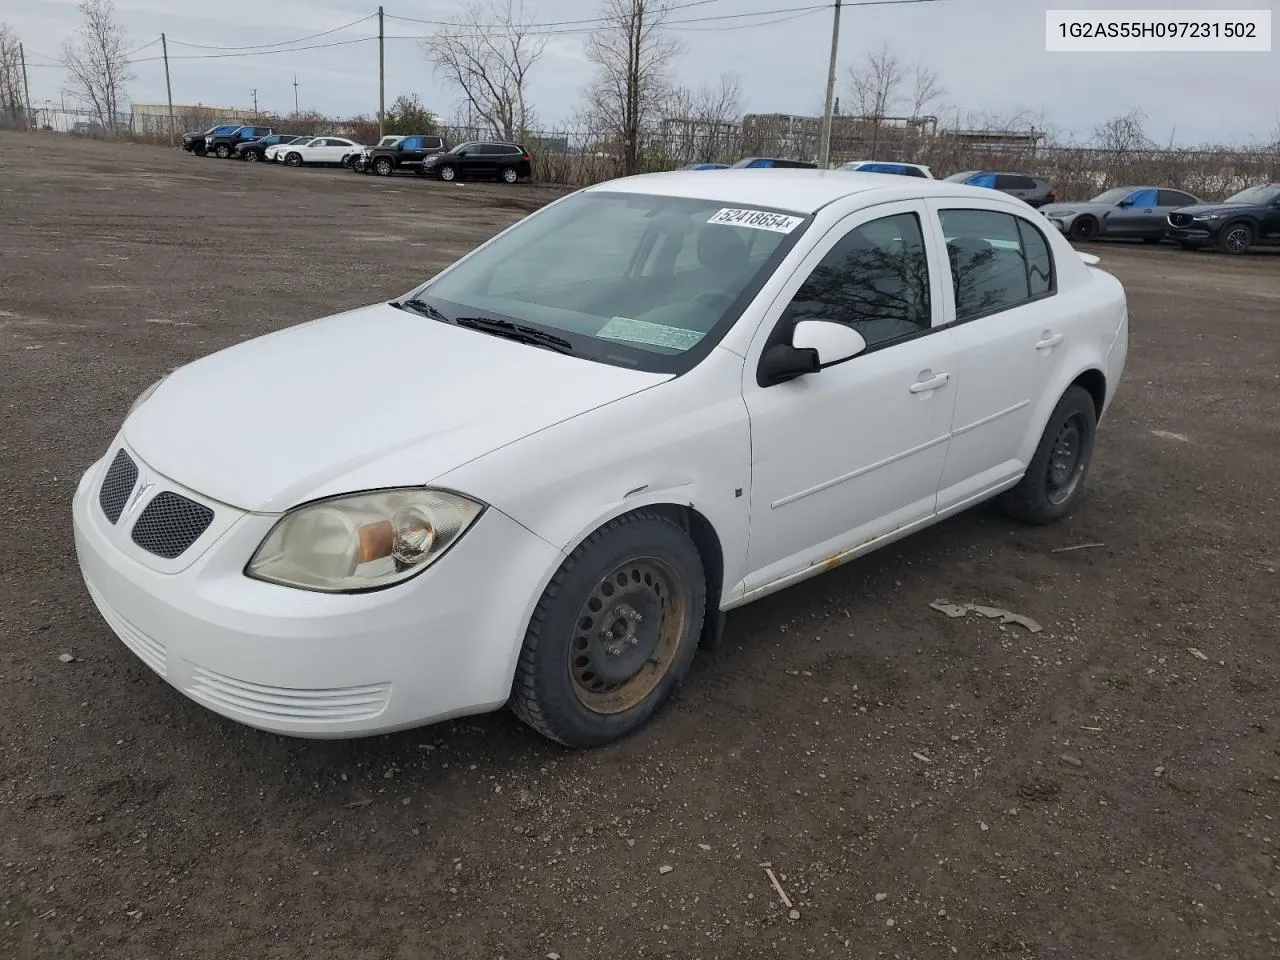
454;316;574;354
392;297;452;323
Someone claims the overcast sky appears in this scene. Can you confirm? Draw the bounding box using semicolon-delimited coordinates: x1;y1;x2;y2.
13;0;1278;145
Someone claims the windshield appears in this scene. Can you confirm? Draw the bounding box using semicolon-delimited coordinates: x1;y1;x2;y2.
417;191;809;373
1224;185;1280;204
1088;188;1133;204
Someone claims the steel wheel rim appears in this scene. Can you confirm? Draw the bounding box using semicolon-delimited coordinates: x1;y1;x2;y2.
1045;412;1088;505
568;557;687;715
1225;227;1249;252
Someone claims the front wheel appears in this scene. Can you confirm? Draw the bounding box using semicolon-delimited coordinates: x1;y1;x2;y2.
998;386;1097;525
243;150;259;162
214;143;232;159
1069;216;1099;241
373;157;394;176
1218;222;1253;255
437;164;457;182
193;143;207;157
284;152;303;167
511;510;706;747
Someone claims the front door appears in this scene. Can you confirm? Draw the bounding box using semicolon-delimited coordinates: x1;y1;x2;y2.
741;202;957;592
929;202;1074;512
1105;188;1158;237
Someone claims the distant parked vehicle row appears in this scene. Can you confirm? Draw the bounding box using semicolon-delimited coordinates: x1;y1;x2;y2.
237;134;310;162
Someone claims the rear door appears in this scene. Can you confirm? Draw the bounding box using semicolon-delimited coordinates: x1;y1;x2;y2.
928;202;1075;512
469;144;502;178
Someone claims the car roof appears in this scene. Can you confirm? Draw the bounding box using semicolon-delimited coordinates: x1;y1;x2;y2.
586;169;1019;215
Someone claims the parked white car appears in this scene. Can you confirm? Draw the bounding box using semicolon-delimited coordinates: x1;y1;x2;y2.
838;160;934;179
271;136;363;167
73;170;1128;747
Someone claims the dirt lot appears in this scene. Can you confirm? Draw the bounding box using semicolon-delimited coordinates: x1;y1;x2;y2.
2;132;1278;960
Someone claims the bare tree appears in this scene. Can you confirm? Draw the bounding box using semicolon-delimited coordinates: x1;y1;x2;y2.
0;23;26;129
1092;108;1155;153
908;59;944;119
846;42;904;119
584;0;684;176
61;0;134;134
662;72;742;163
422;0;545;142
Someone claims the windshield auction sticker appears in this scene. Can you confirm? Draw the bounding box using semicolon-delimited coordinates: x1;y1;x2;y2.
598;317;704;351
707;208;804;233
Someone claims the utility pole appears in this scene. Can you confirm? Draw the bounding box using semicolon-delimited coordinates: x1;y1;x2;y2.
250;88;258;114
293;74;299;115
161;33;175;145
817;0;842;169
377;5;385;138
18;42;32;131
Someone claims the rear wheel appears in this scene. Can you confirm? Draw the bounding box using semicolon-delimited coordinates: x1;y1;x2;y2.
998;386;1097;525
1218;221;1253;255
511;510;706;747
1069;216;1099;241
500;165;519;184
373;157;394;176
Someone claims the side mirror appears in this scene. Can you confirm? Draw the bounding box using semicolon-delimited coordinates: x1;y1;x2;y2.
791;319;867;366
759;343;820;386
1116;199;1133;208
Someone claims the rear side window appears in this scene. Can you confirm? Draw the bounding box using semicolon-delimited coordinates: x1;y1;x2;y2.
994;174;1036;190
424;137;443;149
1158;190;1194;207
939;209;1056;320
780;212;932;351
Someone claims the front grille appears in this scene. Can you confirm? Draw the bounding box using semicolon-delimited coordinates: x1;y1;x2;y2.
98;449;138;523
130;492;214;559
189;667;392;723
1168;213;1193;228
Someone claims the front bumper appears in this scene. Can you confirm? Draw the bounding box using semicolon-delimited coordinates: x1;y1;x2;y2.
1165;223;1216;242
72;445;561;738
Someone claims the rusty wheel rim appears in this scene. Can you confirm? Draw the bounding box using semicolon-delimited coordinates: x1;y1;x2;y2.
568;557;686;715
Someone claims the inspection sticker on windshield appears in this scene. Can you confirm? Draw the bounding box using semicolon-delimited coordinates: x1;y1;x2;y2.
598;317;704;351
707;208;803;233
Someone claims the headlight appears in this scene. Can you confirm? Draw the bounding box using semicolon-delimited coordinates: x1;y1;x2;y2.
246;488;484;592
1192;213;1224;221
127;377;166;417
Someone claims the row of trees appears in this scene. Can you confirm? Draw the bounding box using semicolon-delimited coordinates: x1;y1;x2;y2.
0;23;27;129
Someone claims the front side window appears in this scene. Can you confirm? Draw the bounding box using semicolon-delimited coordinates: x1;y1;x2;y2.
1127;188;1158;207
420;191;809;373
939;209;1056;320
401;137;420;149
780;212;932;351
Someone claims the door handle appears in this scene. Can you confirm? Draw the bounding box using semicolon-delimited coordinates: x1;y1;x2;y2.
1036;332;1064;350
909;372;950;394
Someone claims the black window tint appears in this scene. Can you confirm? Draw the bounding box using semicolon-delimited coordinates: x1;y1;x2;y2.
1017;218;1054;297
941;209;1055;320
1158;190;1192;207
424;138;442;148
995;174;1034;190
781;212;931;350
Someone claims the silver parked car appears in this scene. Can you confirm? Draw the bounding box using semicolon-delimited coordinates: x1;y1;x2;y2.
1041;186;1201;243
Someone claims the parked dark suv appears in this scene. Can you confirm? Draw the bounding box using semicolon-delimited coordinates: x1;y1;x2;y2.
181;124;238;155
422;141;532;183
357;134;447;176
944;170;1058;208
1165;183;1280;254
235;133;309;162
206;125;274;159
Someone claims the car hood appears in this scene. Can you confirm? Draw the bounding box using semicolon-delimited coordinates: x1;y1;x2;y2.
122;303;669;513
1171;202;1259;216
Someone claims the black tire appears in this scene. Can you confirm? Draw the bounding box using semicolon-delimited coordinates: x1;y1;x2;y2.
373;157;394;176
193;143;207;157
998;386;1097;525
214;143;232;159
1069;216;1099;241
341;154;355;169
499;165;519;184
511;510;706;747
284;152;302;167
1217;221;1253;255
437;164;457;182
243;150;259;162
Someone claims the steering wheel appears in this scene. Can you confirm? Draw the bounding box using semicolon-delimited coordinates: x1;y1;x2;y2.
694;290;734;311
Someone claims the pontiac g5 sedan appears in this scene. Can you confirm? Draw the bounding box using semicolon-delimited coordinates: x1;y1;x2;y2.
73;170;1129;748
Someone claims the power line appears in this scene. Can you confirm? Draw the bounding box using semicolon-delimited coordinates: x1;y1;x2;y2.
124;37;161;57
164;14;377;51
134;37;375;63
383;0;721;30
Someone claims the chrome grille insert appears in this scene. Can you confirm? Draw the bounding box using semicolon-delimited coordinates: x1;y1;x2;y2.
130;492;215;559
98;449;138;524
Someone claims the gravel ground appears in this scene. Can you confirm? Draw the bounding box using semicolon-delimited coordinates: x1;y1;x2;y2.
2;132;1278;960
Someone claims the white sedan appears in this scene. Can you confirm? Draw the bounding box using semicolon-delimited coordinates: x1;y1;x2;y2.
73;171;1128;747
268;136;363;166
